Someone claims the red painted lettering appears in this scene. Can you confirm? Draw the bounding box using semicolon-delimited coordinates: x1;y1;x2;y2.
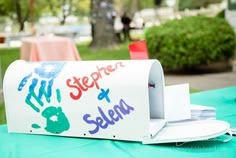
97;65;110;76
66;62;125;100
90;72;101;89
106;65;115;73
82;76;94;89
73;77;88;91
66;78;82;100
115;62;125;69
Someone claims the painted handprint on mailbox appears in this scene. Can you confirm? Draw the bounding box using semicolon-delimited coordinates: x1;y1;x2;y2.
18;62;70;134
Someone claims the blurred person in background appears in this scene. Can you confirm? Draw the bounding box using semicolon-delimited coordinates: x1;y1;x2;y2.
121;12;131;42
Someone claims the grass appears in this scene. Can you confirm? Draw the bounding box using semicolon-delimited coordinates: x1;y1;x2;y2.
77;42;130;60
0;47;20;76
0;102;6;124
0;42;200;125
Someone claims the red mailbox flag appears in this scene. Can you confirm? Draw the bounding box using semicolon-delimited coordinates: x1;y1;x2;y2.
128;40;149;60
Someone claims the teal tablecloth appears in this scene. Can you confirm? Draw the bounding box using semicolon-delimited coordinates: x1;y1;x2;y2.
1;86;236;158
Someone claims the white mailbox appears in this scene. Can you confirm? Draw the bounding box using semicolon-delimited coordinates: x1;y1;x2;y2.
3;60;230;144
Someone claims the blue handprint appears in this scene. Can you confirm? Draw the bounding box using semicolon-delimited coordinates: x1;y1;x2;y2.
18;62;70;134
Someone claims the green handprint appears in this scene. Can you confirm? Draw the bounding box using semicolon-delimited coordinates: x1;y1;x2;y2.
18;62;70;134
42;106;69;134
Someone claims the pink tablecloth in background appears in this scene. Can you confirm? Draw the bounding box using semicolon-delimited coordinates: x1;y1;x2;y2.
20;36;81;61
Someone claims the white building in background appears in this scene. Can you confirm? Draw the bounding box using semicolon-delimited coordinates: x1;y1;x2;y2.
225;0;236;34
132;0;227;28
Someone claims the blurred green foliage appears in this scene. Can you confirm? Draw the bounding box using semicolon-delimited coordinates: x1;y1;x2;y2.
216;9;225;18
145;16;236;70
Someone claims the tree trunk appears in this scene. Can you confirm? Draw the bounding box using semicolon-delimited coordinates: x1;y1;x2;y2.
130;0;139;18
48;0;72;25
14;0;29;32
90;0;119;49
15;0;23;31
